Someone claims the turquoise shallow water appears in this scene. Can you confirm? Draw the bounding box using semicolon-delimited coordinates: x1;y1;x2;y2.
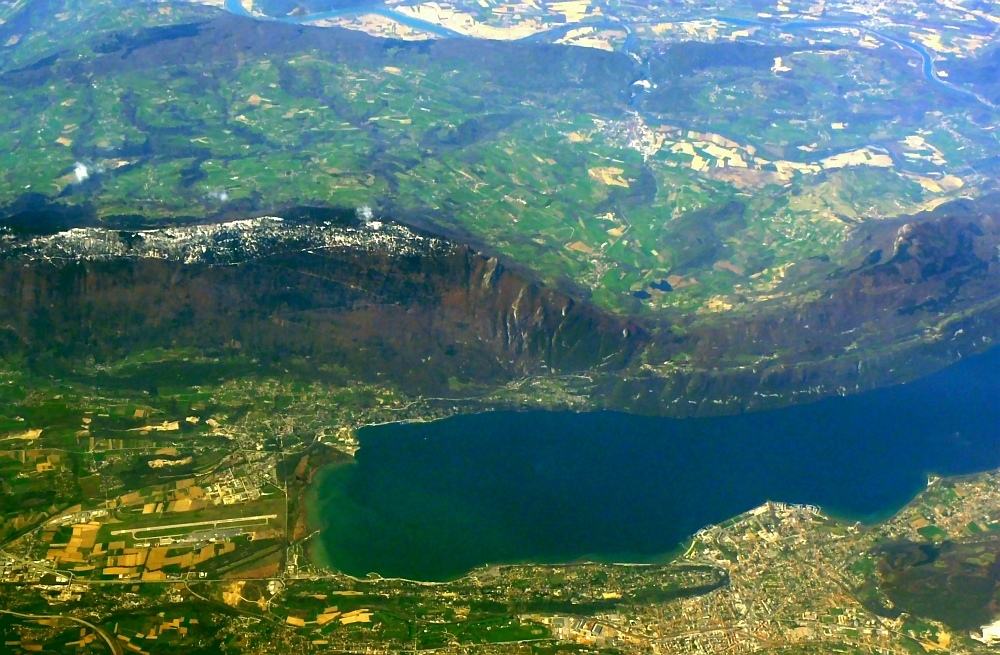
313;347;1000;581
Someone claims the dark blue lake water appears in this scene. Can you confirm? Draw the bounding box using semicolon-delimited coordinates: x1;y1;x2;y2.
312;347;1000;581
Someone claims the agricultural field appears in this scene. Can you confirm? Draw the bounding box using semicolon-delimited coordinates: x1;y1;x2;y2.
1;0;997;319
2;1;1000;652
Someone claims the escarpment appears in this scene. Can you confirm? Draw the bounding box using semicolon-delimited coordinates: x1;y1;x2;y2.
4;195;1000;416
0;218;643;394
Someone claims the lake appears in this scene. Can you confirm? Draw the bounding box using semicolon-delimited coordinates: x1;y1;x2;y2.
311;347;1000;581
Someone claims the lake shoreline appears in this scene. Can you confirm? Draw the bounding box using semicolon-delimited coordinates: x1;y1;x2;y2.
302;458;990;584
303;346;1000;581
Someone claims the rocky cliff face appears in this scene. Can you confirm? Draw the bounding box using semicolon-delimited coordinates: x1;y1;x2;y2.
0;215;643;395
2;197;1000;416
633;195;1000;415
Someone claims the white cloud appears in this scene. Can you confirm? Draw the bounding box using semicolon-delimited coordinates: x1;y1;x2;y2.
73;162;89;183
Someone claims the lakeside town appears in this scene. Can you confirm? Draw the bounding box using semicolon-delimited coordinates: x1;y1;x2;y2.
5;361;1000;655
1;0;1000;652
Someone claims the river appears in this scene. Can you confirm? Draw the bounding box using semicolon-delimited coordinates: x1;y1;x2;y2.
222;0;994;107
309;345;1000;581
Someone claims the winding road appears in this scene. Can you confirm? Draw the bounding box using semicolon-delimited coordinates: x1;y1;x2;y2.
0;609;123;655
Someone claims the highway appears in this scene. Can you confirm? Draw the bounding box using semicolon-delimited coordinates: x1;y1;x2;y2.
0;609;123;655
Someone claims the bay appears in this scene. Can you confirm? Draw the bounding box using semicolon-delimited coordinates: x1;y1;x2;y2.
312;347;1000;581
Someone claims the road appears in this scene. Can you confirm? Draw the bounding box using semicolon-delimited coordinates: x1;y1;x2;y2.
0;609;123;655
